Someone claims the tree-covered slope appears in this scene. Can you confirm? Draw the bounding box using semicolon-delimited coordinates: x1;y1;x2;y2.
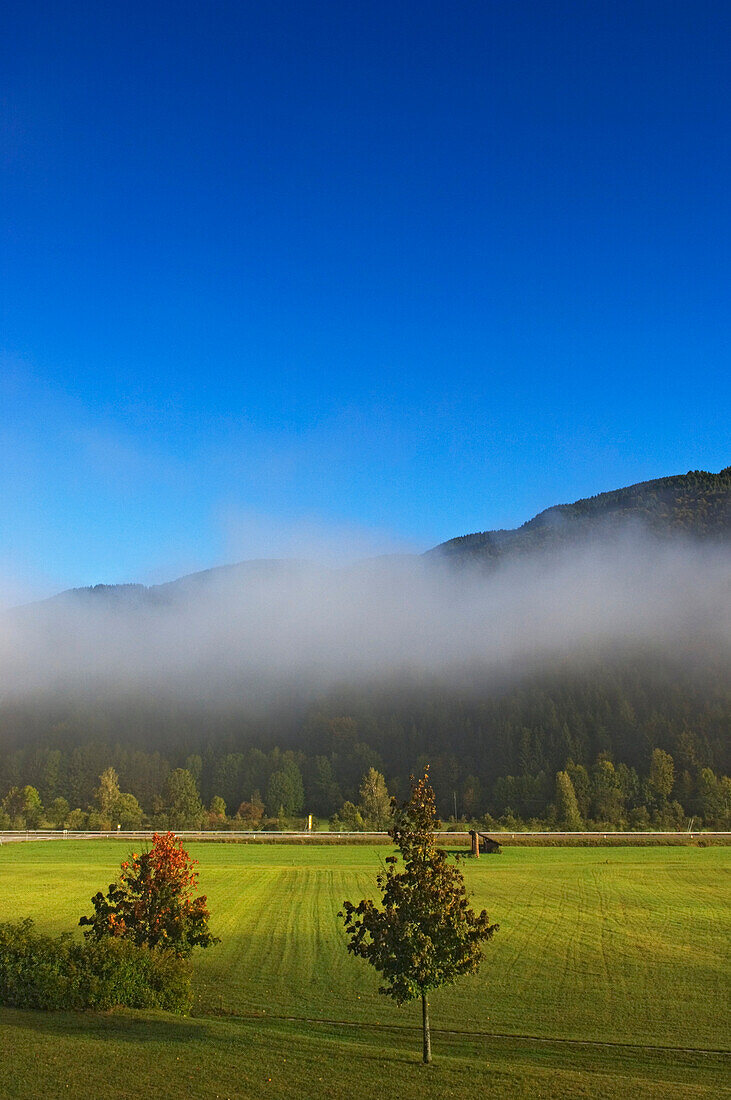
431;467;731;563
2;466;729;830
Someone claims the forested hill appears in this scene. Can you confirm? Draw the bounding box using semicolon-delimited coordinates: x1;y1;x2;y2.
1;467;729;831
15;467;729;609
431;467;731;563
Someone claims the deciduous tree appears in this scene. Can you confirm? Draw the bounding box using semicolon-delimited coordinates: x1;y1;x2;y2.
266;760;304;817
555;770;582;830
236;791;265;828
96;767;121;815
340;771;498;1063
79;832;218;958
358;768;392;829
164;768;204;829
649;748;675;802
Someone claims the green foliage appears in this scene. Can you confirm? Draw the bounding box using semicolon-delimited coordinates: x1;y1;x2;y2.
649;748;675;801
358;768;392;830
2;785;44;828
591;759;624;823
113;791;145;829
0;653;728;832
0;918;191;1013
329;800;365;831
46;797;70;827
461;774;482;818
96;767;121;814
266;760;304;816
341;771;497;1061
164;769;204;829
91;768;145;828
696;767;731;825
87;810;112;830
330;769;393;830
79;832;218;958
555;770;582;830
310;755;342;816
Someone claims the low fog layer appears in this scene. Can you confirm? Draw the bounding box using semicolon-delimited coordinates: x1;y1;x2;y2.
1;530;729;707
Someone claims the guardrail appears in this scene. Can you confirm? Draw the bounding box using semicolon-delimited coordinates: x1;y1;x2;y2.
1;830;729;844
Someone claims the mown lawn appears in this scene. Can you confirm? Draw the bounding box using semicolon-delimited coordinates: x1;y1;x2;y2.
1;842;729;1098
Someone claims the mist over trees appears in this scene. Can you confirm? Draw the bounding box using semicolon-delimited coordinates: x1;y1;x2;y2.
0;470;728;831
1;652;728;831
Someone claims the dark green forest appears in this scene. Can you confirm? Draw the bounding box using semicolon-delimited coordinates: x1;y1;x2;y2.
1;653;728;831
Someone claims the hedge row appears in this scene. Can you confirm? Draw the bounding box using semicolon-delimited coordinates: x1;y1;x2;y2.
0;919;192;1013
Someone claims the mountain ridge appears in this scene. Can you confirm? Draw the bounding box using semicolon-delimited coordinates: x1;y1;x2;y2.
12;466;730;609
431;467;730;563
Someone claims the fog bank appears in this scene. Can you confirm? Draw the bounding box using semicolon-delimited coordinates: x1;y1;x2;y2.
1;530;729;708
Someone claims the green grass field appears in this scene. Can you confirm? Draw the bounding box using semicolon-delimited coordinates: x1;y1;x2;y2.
1;842;729;1098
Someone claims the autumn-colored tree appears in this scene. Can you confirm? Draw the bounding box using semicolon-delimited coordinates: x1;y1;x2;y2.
340;771;498;1063
236;791;265;828
79;832;218;958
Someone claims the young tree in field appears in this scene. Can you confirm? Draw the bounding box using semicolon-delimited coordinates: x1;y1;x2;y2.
340;771;498;1063
79;832;218;957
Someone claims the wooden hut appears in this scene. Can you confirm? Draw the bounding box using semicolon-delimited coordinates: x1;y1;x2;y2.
469;830;502;856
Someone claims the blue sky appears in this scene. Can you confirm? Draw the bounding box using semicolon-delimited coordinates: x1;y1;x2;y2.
1;1;729;600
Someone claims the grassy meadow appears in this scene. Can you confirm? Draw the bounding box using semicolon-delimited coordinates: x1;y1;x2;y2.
0;841;729;1098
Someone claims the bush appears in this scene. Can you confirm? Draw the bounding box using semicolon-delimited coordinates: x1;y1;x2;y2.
0;919;192;1013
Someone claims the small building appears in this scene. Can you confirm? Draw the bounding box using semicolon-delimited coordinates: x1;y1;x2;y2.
469;830;502;856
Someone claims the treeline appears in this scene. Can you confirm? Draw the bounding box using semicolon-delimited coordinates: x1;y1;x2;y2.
1;750;729;833
1;656;728;830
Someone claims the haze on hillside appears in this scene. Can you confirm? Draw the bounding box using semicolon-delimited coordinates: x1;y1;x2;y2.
1;523;728;714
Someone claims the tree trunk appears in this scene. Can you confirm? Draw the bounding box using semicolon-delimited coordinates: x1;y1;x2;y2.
421;991;432;1064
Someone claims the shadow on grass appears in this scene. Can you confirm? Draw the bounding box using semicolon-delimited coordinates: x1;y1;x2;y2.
0;1003;436;1070
0;1004;208;1044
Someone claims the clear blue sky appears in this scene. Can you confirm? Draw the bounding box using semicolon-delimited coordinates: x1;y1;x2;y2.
1;1;729;600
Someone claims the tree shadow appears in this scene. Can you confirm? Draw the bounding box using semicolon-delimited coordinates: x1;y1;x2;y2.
0;1005;207;1044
